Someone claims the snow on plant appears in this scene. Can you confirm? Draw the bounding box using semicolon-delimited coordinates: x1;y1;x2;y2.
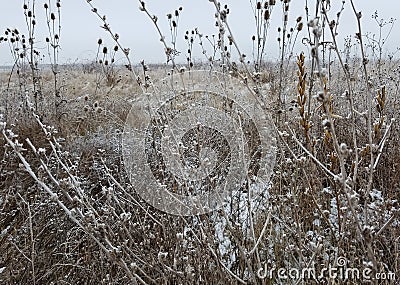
0;0;399;284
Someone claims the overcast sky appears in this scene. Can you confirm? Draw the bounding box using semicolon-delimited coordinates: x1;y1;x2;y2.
0;1;398;66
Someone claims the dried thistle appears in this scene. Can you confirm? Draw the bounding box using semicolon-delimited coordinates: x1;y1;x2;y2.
296;52;313;148
374;85;386;140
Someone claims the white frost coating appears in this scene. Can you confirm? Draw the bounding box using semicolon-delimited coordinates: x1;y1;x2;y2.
122;70;276;216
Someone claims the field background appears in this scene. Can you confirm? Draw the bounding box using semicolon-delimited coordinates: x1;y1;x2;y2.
0;0;399;284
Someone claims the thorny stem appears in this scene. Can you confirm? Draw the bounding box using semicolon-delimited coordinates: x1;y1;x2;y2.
320;4;360;196
18;194;37;285
209;0;271;113
349;0;375;229
193;219;248;284
23;0;41;113
278;1;289;113
85;1;144;92
137;0;178;69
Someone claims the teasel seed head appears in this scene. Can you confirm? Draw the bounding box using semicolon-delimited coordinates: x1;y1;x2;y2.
264;10;270;20
297;22;303;31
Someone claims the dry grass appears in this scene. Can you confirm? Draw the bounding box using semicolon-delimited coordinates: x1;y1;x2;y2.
0;1;399;284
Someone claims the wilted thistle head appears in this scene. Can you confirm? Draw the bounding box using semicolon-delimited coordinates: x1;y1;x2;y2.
103;46;108;54
44;3;48;9
269;0;276;5
257;2;262;9
98;38;102;45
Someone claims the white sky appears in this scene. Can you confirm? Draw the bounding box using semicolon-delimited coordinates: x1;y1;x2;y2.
0;1;398;65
